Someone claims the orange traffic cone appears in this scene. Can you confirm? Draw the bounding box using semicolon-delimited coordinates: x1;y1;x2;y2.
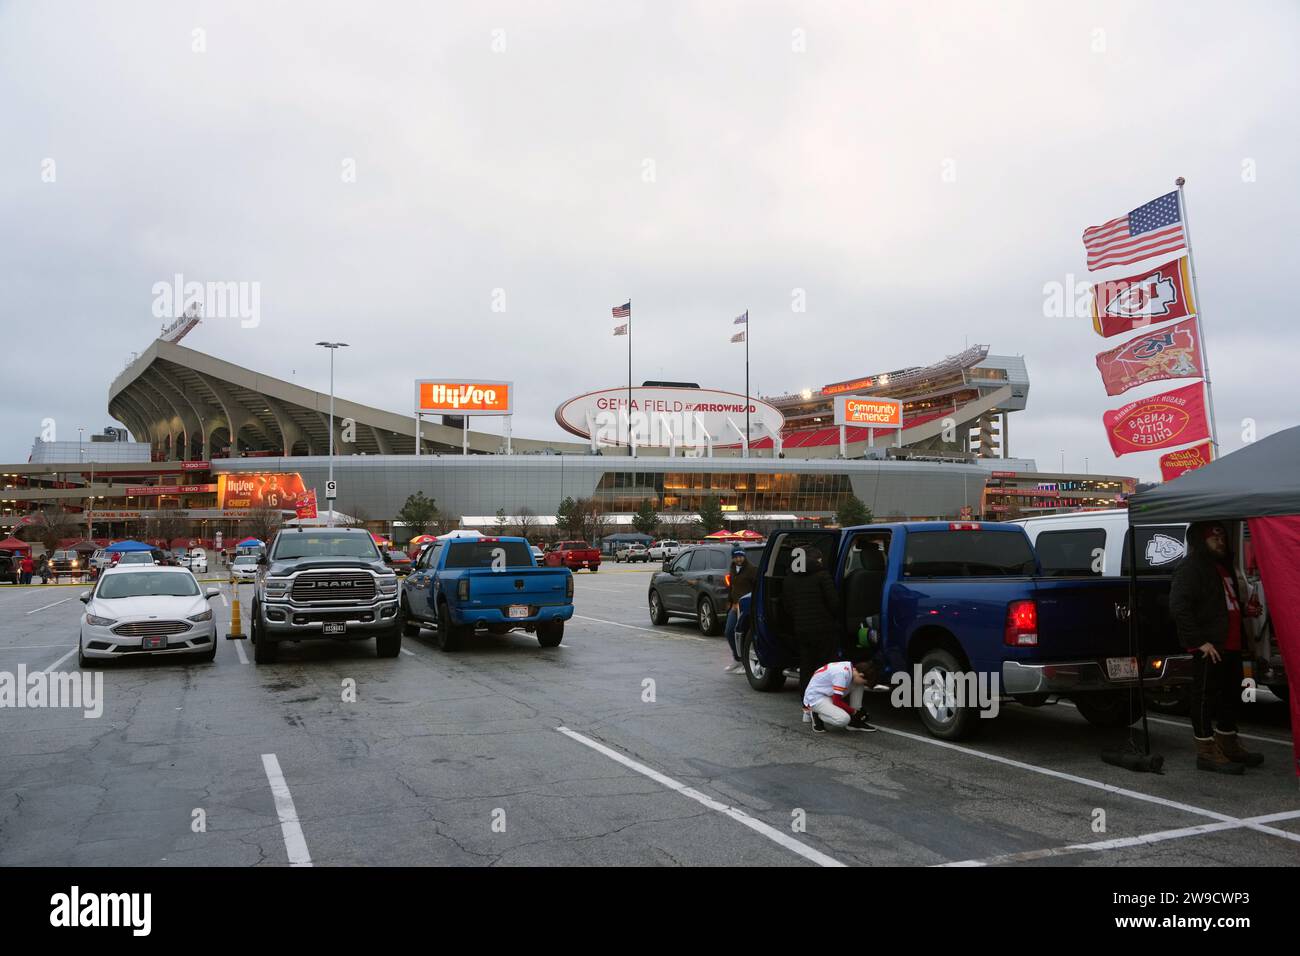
226;581;246;640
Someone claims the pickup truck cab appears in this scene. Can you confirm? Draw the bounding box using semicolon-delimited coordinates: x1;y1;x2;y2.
403;535;574;650
743;521;1186;740
544;540;601;573
648;540;681;565
250;527;402;663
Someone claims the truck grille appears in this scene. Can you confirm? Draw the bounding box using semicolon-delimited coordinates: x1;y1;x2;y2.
291;572;376;603
113;620;192;637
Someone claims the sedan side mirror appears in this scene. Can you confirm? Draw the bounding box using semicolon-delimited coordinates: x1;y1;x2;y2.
79;591;91;604
205;587;220;599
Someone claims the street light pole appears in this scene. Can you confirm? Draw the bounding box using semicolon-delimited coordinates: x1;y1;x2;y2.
315;342;349;528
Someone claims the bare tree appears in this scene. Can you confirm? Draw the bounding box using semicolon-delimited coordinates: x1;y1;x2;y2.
512;506;538;540
145;509;191;547
241;504;284;544
20;508;81;553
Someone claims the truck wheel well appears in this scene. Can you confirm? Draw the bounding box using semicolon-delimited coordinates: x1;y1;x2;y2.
907;626;970;670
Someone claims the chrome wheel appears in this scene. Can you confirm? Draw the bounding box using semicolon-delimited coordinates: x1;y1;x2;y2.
922;665;957;726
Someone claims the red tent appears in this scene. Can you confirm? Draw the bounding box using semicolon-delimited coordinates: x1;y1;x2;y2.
0;537;32;554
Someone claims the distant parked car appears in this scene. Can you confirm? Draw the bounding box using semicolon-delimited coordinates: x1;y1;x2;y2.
648;540;681;565
230;553;259;581
116;551;162;567
647;544;737;636
544;541;601;573
384;549;414;576
615;543;650;563
49;549;83;575
0;550;19;585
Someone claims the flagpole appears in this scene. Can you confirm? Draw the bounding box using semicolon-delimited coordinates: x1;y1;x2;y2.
627;299;634;458
1175;177;1220;457
744;310;750;459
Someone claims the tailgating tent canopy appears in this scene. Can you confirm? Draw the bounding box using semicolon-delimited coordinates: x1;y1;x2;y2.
0;537;32;553
105;540;152;552
604;533;652;544
68;540;100;554
1128;426;1300;524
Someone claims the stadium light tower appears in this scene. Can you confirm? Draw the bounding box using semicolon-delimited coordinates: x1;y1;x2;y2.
315;342;349;527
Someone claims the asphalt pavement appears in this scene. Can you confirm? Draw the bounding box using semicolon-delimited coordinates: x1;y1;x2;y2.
0;570;1296;867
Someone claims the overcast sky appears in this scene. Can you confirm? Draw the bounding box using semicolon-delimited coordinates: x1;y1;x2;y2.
3;1;1297;479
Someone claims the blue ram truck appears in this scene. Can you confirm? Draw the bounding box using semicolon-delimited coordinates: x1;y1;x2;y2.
739;522;1186;739
401;536;574;650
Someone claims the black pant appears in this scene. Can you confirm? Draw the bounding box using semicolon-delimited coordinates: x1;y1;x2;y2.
797;634;837;696
1190;648;1242;738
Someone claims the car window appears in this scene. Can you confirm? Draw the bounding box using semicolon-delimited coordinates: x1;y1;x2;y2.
903;530;1037;577
1121;526;1187;575
233;555;258;565
670;551;694;573
443;541;533;568
97;572;200;598
705;549;729;571
271;532;380;560
1035;529;1107;576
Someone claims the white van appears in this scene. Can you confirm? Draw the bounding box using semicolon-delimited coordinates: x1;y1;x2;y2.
1012;509;1186;578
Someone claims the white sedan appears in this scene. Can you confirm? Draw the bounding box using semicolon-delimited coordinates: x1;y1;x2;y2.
79;566;221;665
229;554;259;581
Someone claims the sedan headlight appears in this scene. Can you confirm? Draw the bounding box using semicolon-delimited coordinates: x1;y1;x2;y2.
188;610;213;622
85;614;117;627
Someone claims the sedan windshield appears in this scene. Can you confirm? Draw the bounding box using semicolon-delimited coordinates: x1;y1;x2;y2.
97;572;200;599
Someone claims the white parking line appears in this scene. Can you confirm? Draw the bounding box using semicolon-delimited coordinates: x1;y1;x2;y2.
873;724;1300;847
232;639;249;664
1056;700;1292;747
938;808;1300;866
400;648;415;656
0;643;75;650
261;753;312;867
43;648;77;673
573;614;707;642
25;598;72;615
557;726;844;867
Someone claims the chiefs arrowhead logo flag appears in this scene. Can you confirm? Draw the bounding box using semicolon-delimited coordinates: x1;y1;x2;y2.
1091;256;1195;338
1159;442;1213;481
1103;381;1210;457
1095;318;1204;396
295;490;318;520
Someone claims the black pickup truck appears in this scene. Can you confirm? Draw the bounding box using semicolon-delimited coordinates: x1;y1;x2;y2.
249;527;403;663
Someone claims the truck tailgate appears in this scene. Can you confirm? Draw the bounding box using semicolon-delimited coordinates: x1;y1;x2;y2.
1032;577;1179;660
466;567;570;602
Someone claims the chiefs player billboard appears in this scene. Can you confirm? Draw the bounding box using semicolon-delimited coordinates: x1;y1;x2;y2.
216;473;307;510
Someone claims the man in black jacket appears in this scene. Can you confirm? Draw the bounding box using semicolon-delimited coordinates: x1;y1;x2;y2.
1170;521;1263;774
782;546;842;712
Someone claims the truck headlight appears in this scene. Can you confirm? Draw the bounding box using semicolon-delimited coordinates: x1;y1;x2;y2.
188;610;213;622
378;576;398;594
86;614;117;627
264;579;290;595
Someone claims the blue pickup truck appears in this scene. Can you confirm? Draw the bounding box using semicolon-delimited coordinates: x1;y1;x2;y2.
401;536;574;650
740;522;1186;739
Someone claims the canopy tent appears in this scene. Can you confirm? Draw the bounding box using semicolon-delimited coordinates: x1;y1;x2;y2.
106;540;152;552
0;536;32;553
603;533;652;543
371;532;393;548
236;538;264;548
1129;425;1300;777
408;534;439;547
68;540;100;554
437;529;484;540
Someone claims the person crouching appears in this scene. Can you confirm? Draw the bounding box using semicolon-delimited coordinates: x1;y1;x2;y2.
804;660;878;733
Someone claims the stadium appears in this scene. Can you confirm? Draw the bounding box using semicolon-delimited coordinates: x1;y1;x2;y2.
0;333;1131;540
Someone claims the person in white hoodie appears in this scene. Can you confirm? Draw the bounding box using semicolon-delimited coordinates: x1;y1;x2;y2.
803;660;878;733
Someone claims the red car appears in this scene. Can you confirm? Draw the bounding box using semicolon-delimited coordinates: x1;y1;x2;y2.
544;541;601;573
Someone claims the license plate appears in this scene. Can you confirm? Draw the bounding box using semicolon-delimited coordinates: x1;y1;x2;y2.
142;636;168;650
323;622;346;635
508;605;529;619
1106;656;1139;681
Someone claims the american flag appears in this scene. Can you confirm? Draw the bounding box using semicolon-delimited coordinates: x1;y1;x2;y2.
730;330;745;343
734;310;748;324
1082;191;1185;272
613;323;628;336
612;301;631;318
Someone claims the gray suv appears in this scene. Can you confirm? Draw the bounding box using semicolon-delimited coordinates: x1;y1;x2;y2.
250;527;402;663
647;544;762;636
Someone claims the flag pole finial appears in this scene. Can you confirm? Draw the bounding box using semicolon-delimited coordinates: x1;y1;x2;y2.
1175;176;1185;187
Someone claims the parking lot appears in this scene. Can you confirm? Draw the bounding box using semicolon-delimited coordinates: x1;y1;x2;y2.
1;568;1296;867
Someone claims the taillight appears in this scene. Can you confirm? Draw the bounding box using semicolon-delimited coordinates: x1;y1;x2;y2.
1004;600;1038;646
565;573;574;599
724;573;731;588
457;578;470;601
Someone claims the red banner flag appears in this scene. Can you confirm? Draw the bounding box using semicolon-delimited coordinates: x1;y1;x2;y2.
1103;382;1210;457
1095;318;1203;396
1159;442;1213;481
1091;256;1196;338
295;489;318;520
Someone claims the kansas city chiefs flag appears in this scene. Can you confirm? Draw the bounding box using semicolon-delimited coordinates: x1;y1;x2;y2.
1095;318;1203;396
1091;256;1196;338
1103;381;1210;457
1159;441;1213;481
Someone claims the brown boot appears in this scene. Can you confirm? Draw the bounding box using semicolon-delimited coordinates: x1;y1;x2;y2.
1195;736;1245;774
1215;731;1264;767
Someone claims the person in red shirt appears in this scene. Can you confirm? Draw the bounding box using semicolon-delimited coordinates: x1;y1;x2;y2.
1170;522;1264;773
19;554;34;585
